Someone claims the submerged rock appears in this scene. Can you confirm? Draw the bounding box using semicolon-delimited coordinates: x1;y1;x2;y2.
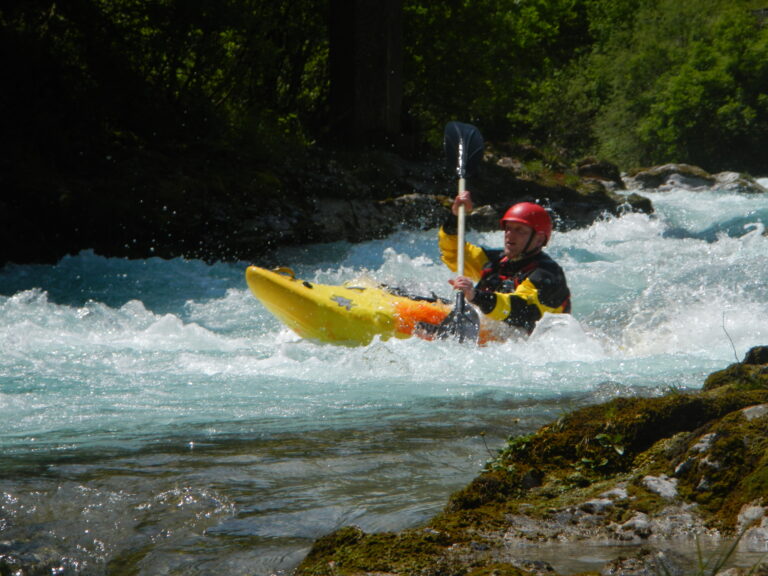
295;346;768;575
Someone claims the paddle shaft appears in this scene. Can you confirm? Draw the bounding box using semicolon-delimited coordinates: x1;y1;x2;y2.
455;176;468;343
457;178;467;277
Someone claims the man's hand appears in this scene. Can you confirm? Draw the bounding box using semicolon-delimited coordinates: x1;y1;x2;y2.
451;190;473;216
448;276;476;302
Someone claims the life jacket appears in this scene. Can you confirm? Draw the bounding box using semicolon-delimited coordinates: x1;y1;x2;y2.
477;252;571;314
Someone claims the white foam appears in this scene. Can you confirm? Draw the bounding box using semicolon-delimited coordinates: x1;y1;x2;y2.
1;188;767;451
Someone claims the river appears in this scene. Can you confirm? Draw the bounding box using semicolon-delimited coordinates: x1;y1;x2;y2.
1;182;767;574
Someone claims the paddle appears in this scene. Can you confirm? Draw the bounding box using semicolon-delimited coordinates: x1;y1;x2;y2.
434;121;484;343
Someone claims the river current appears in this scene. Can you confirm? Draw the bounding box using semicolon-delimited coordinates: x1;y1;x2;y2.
1;183;767;574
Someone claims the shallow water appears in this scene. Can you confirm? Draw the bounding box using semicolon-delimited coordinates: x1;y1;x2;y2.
1;184;767;574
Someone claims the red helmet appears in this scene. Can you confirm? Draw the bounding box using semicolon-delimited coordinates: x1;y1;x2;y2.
500;202;553;245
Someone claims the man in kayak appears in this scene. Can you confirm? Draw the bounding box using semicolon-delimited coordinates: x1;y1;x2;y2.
440;190;571;334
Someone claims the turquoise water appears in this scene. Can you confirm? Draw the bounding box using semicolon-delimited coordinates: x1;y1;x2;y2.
1;185;767;574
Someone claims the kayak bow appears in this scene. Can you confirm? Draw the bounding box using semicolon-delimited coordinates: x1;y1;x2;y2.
245;266;452;345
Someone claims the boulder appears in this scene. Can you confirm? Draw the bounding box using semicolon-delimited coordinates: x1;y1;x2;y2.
714;172;768;194
624;164;767;194
577;158;625;190
745;347;768;365
625;164;715;190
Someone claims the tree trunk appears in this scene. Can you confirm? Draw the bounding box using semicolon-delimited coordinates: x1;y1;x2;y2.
329;0;403;145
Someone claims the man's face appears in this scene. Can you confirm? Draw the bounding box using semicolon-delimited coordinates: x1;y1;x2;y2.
503;221;543;259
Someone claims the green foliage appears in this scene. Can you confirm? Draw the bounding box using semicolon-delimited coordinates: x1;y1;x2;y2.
525;58;601;154
403;0;592;145
2;0;327;167
587;0;768;171
403;0;768;171
3;0;767;177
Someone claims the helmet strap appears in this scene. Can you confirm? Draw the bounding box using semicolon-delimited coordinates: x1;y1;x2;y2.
520;229;539;258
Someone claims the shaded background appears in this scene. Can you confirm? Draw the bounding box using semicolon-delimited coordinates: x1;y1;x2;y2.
2;0;767;265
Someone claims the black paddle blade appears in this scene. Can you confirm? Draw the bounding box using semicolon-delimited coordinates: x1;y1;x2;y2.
423;292;480;344
444;121;485;179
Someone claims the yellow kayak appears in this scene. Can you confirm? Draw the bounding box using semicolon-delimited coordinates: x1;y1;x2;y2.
245;266;453;345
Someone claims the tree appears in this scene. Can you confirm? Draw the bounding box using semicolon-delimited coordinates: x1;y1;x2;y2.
329;0;404;145
590;0;768;171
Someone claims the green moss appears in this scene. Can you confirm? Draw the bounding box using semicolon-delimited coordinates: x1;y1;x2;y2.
465;564;536;576
445;470;523;511
300;526;366;571
703;363;768;391
741;454;768;502
298;527;453;575
575;178;609;196
649;405;768;530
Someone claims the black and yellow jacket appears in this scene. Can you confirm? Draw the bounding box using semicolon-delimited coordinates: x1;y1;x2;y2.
439;222;571;333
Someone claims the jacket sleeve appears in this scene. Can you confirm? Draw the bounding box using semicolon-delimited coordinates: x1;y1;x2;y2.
438;225;489;281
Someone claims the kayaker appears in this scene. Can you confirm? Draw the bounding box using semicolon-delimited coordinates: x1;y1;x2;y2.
440;190;571;334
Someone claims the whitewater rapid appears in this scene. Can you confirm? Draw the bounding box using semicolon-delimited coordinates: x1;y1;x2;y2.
0;184;766;574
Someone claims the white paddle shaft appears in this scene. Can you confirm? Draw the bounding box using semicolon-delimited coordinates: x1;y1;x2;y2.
457;177;466;277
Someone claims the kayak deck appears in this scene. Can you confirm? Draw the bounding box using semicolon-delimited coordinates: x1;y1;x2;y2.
245;266;452;345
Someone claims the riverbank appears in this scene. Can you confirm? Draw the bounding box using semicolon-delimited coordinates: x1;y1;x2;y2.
295;347;768;576
4;138;764;269
0;143;627;266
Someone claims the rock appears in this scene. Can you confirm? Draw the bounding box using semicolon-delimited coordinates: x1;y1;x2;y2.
623;164;767;194
702;349;768;390
625;163;715;190
600;547;688;576
617;512;652;539
715;568;768;576
737;503;766;531
577;158;624;189
742;521;768;553
642;475;678;499
580;498;614;514
736;504;768;554
600;486;629;500
309;198;392;241
692;432;717;453
648;505;715;541
741;404;768;422
2;145;662;265
468;204;503;231
514;558;557;574
615;192;654;214
496;156;524;172
377;193;450;232
714;172;768;194
674;458;695;476
744;346;768;365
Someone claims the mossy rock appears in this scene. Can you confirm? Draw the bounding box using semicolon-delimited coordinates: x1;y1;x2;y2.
672;408;768;526
465;564;544;576
628;163;716;189
296;349;768;575
298;526;457;576
704;346;768;391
